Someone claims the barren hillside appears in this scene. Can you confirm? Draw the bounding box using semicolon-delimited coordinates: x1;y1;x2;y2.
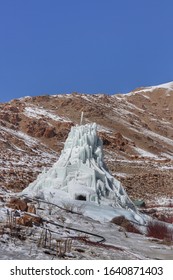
1;82;173;202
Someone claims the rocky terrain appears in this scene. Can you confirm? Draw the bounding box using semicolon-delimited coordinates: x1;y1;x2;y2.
1;82;173;205
1;81;173;260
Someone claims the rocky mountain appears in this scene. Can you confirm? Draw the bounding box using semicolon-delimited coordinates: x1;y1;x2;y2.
1;82;173;260
1;81;173;205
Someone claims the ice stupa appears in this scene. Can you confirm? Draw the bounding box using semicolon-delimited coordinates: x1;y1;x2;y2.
22;122;140;215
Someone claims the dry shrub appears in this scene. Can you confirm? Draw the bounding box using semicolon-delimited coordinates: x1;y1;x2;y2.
111;216;141;234
164;216;173;224
146;220;173;241
123;222;141;234
156;214;173;224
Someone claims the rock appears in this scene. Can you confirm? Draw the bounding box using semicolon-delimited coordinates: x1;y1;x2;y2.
17;214;43;227
43;127;56;138
27;204;36;214
7;198;28;211
0;195;5;202
133;200;146;208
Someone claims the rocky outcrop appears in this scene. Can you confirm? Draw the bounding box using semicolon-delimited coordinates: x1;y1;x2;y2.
6;197;41;227
43;127;56;138
99;131;134;152
121;173;173;200
17;214;43;227
7;198;28;211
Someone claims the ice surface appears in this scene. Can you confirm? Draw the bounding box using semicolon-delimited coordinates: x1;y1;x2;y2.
22;123;144;224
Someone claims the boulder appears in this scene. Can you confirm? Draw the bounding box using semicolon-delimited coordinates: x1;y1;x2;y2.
43;127;56;138
17;214;43;227
7;198;28;211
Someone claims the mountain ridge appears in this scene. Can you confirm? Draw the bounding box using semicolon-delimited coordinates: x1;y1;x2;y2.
1;82;173;203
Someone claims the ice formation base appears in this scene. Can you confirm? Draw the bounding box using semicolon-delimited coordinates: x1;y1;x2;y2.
22;123;143;222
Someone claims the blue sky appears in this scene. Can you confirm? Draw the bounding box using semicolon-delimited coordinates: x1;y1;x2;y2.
0;0;173;102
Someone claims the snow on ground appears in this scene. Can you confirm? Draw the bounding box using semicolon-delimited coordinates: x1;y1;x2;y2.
133;147;160;159
80;94;94;102
158;165;173;171
97;124;112;134
150;118;173;130
0;125;38;147
0;191;173;260
140;94;150;100
149;197;173;206
143;128;173;147
153;81;173;89
24;106;70;122
115;159;146;164
161;153;173;160
29;191;145;224
110;109;144;134
0;125;58;178
123;100;145;112
17;96;32;101
50;94;72;98
124;81;173;97
113;172;128;178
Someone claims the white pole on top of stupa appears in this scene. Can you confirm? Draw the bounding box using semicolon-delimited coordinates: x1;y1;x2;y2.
80;111;84;125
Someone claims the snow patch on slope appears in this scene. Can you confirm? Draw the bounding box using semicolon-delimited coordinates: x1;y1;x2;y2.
133;147;160;159
143;129;173;147
126;81;173;96
0;125;38;147
153;81;173;89
24;106;70;122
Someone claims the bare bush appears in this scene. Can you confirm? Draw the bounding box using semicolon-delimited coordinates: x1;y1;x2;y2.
156;214;173;224
111;216;141;234
146;220;173;241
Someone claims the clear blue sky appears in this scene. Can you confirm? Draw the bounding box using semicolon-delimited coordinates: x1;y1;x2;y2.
0;0;173;102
